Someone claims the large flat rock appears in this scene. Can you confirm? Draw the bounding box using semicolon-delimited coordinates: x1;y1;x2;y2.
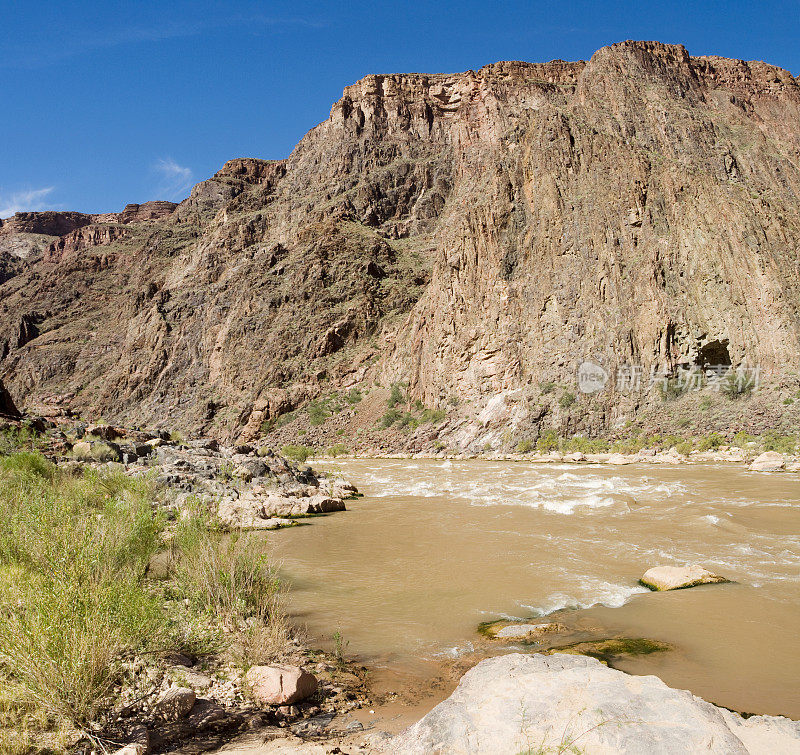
389;653;800;754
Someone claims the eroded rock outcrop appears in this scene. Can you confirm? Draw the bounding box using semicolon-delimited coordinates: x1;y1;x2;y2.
1;41;799;442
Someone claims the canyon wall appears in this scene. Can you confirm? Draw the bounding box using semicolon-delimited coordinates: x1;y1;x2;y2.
1;41;799;441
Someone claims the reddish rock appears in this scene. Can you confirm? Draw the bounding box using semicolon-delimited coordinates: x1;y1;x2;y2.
120;201;177;223
0;211;92;236
245;665;318;705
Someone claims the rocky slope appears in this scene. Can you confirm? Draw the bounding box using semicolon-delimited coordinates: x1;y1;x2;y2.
2;41;800;446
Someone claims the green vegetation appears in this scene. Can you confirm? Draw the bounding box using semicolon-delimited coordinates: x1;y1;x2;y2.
0;454;164;731
379;382;448;430
559;391;576;408
538;381;557;395
387;383;404;408
659;378;688;401
307;400;330;426
720;372;755;399
0;445;290;746
547;637;672;663
281;444;315;463
536;430;559;453
516;440;534;454
261;410;297;434
326;443;349;457
697;432;725;451
345;387;363;405
173;510;287;665
761;431;798;455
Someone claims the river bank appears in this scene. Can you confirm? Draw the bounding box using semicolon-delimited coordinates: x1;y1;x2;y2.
2;416;798;752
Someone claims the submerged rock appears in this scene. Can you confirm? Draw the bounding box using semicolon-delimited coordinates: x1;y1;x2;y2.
639;564;729;591
546;637;672;662
390;653;800;754
480;621;566;640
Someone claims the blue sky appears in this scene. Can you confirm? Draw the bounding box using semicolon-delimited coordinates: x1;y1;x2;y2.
1;0;798;216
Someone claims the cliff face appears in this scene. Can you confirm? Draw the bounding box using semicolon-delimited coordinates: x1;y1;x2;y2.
1;41;799;441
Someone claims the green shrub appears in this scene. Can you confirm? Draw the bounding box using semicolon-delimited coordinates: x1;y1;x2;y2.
536;430;559;453
173;522;286;664
675;441;693;456
559;392;576;408
326;443;349;457
720;372;754;399
345;388;363;405
659;378;686;401
539;381;556;395
732;430;756;448
761;432;798;455
0;458;165;728
387;383;404;408
307;401;329;426
281;445;315;463
697;433;725;451
380;408;402;428
516;440;534;453
420;408;446;424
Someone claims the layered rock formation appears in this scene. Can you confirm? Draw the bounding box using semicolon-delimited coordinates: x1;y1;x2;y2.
1;41;799;441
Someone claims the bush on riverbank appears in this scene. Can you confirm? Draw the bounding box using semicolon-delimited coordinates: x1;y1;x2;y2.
522;430;800;457
0;448;290;748
0;453;165;733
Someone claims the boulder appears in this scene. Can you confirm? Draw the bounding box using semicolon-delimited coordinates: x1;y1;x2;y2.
86;423;123;440
390;653;800;754
111;746;146;755
639;564;729;591
607;453;634;465
245;665;318;706
749;451;786;472
482;621;565;640
153;686;196;720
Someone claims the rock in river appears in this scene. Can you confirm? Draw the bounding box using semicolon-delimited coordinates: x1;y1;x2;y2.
639;564;729;591
389;653;800;754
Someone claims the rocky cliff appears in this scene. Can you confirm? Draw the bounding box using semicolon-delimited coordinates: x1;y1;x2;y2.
1;41;799;445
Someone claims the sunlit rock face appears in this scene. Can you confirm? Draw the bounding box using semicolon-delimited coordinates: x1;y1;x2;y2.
1;41;799;439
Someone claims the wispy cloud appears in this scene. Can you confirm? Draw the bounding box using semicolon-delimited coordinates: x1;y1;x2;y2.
1;15;324;69
153;158;193;202
0;187;55;219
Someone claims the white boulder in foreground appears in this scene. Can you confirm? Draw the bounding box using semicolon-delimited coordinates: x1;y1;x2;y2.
639;564;729;591
390;654;800;754
749;451;786;472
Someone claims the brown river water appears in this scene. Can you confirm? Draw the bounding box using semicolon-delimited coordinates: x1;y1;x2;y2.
269;459;800;719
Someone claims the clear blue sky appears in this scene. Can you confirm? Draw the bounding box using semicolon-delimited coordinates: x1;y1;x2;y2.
1;0;798;217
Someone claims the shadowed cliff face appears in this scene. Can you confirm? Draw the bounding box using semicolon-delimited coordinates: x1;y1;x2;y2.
1;41;799;439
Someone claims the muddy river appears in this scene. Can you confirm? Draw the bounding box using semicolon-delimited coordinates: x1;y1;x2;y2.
270;459;800;718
